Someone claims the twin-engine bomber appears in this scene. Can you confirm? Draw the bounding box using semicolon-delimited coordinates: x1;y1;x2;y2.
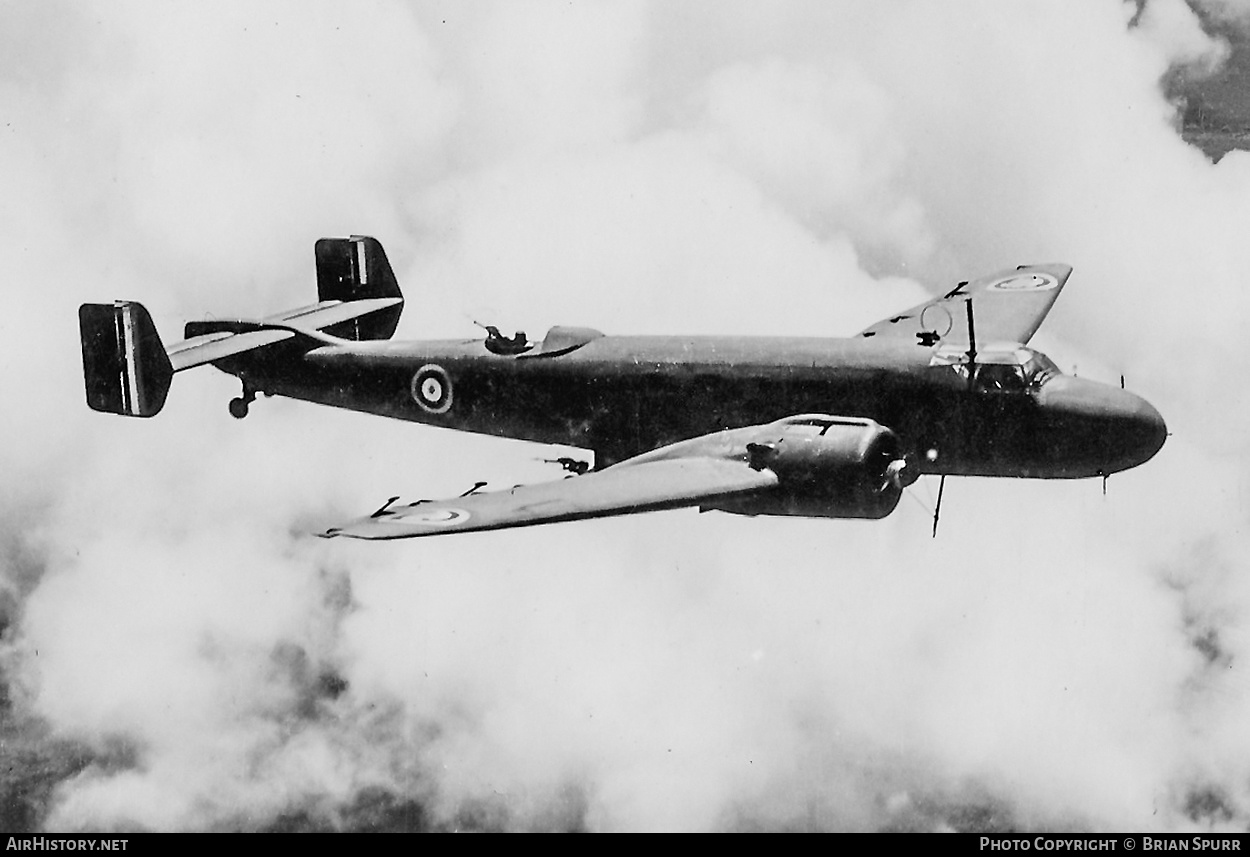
79;236;1166;539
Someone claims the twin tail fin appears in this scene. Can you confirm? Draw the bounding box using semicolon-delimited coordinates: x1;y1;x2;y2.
79;236;404;417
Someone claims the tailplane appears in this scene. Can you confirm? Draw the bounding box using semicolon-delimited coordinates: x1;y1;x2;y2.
79;301;174;417
79;236;406;419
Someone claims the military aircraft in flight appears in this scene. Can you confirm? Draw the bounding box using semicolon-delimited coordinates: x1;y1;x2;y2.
79;236;1166;540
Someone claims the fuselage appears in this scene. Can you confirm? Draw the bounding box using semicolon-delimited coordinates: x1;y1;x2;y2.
217;331;1165;478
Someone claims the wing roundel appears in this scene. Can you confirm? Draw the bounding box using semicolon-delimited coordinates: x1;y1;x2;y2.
859;263;1071;347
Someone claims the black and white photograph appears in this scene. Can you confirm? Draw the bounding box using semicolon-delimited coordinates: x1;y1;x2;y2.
2;0;1249;834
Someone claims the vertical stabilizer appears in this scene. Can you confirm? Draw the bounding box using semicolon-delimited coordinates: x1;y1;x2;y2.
79;302;174;417
314;235;404;340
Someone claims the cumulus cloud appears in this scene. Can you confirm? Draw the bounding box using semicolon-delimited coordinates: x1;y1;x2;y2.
1;0;1249;832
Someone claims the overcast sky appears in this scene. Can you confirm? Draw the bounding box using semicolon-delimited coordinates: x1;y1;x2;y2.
2;0;1250;832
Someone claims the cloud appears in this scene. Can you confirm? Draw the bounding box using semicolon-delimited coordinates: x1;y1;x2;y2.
2;0;1249;832
1192;0;1250;27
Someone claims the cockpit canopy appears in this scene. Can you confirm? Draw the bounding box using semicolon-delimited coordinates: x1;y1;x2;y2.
930;343;1060;394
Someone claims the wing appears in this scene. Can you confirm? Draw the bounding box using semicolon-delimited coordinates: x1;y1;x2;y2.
859;263;1071;346
322;457;779;540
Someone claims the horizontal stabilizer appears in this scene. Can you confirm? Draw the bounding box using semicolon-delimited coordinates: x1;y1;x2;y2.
167;329;294;372
164;237;407;371
169;298;403;372
264;297;403;333
79;302;174;417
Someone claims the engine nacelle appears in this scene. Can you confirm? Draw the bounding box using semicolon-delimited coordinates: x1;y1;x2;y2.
709;416;905;519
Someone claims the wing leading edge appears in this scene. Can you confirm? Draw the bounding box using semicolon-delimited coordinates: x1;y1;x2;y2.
859;263;1071;346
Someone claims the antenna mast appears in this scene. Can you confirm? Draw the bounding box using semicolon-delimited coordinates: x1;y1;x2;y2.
965;298;978;390
932;474;946;538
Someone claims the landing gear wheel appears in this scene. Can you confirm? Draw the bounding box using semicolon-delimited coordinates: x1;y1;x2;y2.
230;380;258;419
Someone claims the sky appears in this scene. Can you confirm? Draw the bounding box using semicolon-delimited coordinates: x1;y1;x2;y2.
1;0;1249;833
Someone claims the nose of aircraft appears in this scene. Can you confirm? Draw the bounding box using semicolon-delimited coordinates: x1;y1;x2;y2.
1035;376;1167;475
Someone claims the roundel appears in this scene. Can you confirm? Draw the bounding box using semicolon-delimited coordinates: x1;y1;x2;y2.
398;507;471;527
986;272;1059;292
920;303;953;337
411;364;453;414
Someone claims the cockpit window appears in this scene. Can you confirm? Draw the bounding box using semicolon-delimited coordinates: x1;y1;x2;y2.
1021;351;1059;388
930;344;1061;392
974;363;1025;394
